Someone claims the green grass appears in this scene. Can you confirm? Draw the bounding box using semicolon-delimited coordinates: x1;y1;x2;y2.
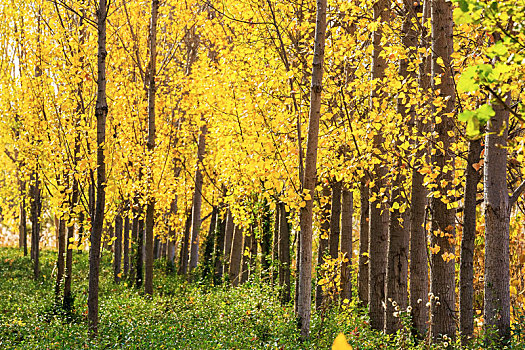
0;247;524;349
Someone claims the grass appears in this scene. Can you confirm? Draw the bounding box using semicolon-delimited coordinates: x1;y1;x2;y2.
0;247;524;349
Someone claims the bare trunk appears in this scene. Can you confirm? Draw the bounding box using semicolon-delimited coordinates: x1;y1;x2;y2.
144;0;159;297
260;200;272;276
368;0;391;330
272;204;280;284
358;178;369;306
123;214;130;277
113;214;123;284
484;91;511;343
30;172;41;280
178;210;192;275
203;206;218;278
55;218;66;301
278;202;291;303
315;185;331;310
297;0;327;338
409;0;430;337
213;209;226;282
88;0;108;336
329;180;342;260
229;225;243;286
19;181;27;256
222;209;234;276
241;230;252;284
429;0;456;340
189;125;207;271
459;137;482;342
135;206;144;288
340;187;353;303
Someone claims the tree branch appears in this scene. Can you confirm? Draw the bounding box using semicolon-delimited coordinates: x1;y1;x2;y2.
510;179;525;206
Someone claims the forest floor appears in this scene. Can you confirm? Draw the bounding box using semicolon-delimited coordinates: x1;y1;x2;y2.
0;247;524;349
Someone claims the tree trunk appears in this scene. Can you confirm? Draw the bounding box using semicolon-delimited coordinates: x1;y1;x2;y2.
272;203;280;284
358;178;369;306
315;185;331;310
260;200;272;277
144;0;159;297
19;181;27;256
88;0;108;336
409;0;430;337
202;206;218;278
63;174;79;310
297;0;327;338
340;187;353;303
484;91;512;343
229;225;243;286
222;209;234;276
241;229;252;284
113;214;123;284
135;207;144;288
278;202;291;303
429;0;456;340
123;214;130;277
368;0;391;331
459;137;482;342
329;180;342;260
213;210;226;282
30;172;41;280
55;218;66;301
178;210;192;275
189;125;207;272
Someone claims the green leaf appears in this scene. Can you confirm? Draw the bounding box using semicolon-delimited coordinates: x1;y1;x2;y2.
458;110;475;122
457;66;478;92
476;104;495;124
466;116;480;138
453;8;472;24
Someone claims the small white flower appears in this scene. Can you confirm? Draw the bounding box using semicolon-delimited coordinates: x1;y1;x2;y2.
388;298;392;302
392;301;398;307
436;301;441;306
428;292;434;299
406;306;412;313
417;299;422;304
395;306;400;311
443;342;449;347
426;302;431;308
393;312;399;318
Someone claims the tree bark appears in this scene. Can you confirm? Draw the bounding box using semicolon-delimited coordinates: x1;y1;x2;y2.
229;225;243;286
88;0;108;336
272;203;280;284
202;206;218;278
222;209;234;276
113;214;123;284
358;178;369;306
178;210;192;275
30;172;41;280
213;209;226;282
260;200;272;276
19;181;27;256
189;125;207;272
278;202;291;303
315;185;331;310
429;0;456;340
144;0;159;297
123;213;130;277
459;137;482;342
340;187;353;303
54;218;66;302
297;0;327;338
484;91;512;343
241;229;252;284
409;0;430;337
329;180;342;260
368;0;391;331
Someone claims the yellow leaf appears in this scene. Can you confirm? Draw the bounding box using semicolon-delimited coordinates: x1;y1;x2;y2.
510;285;518;295
332;333;353;350
117;272;122;278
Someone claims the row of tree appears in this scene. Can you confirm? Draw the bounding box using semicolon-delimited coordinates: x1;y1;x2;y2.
1;0;524;345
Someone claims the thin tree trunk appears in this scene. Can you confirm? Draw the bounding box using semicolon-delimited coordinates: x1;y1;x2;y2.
213;209;226;282
55;218;66;302
329;180;342;260
113;214;123;284
278;202;291;303
409;0;430;337
484;91;512;343
241;230;252;284
189;125;207;272
123;214;130;277
340;187;353;303
297;0;327;338
229;225;243;286
88;0;108;336
144;0;159;297
358;178;369;306
272;203;280;284
315;185;331;310
128;201;138;283
178;210;192;275
19;181;27;256
202;206;218;278
63;175;79;310
222;209;234;276
459;137;482;342
260;200;272;277
30;172;41;280
135;207;144;288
